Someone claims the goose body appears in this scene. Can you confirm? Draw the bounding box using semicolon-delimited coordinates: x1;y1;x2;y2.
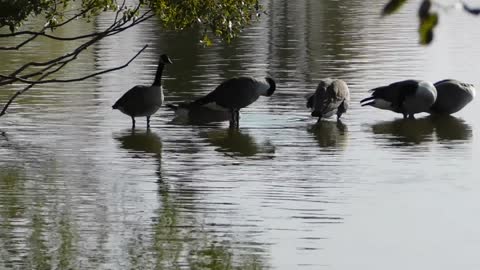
306;78;350;122
112;54;172;128
192;76;276;128
430;79;475;115
360;80;437;119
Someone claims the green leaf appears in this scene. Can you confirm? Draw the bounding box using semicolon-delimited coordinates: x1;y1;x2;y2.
419;12;438;45
382;0;408;16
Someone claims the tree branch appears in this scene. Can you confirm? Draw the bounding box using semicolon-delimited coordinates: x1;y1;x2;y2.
0;44;148;117
0;5;153;86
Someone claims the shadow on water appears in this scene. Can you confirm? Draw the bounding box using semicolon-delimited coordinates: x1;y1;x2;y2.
369;115;472;147
429;115;472;142
114;129;163;158
0;139;78;269
134;174;269;269
200;128;275;159
115;132;269;269
307;120;348;150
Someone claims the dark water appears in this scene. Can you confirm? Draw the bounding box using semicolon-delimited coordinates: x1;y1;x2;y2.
1;0;480;269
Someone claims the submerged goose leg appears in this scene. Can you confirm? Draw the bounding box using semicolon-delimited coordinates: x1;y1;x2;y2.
229;109;236;129
229;109;240;129
131;116;136;129
235;110;240;129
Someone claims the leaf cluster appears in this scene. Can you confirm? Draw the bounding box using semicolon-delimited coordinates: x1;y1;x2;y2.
382;0;479;45
152;0;261;45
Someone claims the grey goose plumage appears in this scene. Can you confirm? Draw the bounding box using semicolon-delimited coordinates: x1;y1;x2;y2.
360;80;437;119
191;76;276;128
112;54;172;128
429;79;475;115
306;78;350;122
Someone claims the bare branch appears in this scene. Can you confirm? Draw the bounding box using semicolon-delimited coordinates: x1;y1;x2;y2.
0;6;153;86
0;0;155;118
0;44;149;117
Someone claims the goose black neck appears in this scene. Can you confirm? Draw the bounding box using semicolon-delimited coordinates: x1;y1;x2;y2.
152;62;166;87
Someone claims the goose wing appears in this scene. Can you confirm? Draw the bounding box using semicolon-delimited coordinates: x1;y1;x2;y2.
113;85;162;111
431;79;475;114
193;77;261;109
361;80;418;110
311;79;349;115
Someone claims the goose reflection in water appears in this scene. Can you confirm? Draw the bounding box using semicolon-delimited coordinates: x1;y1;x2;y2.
370;115;471;146
307;121;348;150
114;129;163;158
201;129;275;158
429;115;472;142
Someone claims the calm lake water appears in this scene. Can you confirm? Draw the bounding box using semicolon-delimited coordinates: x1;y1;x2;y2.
1;0;480;269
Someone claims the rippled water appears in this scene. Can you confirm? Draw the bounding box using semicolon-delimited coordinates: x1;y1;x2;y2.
1;0;480;269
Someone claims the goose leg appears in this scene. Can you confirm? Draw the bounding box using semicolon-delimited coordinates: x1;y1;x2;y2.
147;116;151;128
229;110;236;129
235;110;240;129
402;113;408;119
131;116;136;129
408;114;415;120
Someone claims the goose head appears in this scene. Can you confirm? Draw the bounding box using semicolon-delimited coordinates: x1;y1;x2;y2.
160;54;173;64
265;77;276;96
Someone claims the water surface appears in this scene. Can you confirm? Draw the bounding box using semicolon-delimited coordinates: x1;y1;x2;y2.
1;0;480;269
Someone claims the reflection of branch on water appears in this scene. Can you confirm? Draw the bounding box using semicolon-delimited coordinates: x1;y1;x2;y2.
307;120;348;150
370;115;472;146
124;170;268;268
200;128;275;159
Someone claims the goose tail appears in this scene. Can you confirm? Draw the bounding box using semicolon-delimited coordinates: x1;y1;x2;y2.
165;103;179;111
360;96;375;106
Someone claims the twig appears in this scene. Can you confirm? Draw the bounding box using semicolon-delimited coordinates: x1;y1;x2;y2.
0;7;153;86
0;44;148;117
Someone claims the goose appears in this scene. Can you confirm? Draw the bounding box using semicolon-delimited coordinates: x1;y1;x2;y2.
360;80;437;119
191;76;276;128
306;78;350;122
429;79;475;115
112;54;172;128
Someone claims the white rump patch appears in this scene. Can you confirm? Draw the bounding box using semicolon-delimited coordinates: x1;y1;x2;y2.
256;79;270;96
418;81;437;99
372;98;392;110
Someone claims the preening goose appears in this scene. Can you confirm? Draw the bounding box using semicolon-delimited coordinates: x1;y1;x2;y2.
360;80;437;119
191;76;276;128
306;78;350;122
112;54;172;128
429;79;475;115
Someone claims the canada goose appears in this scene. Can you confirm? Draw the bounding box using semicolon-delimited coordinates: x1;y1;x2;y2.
429;79;475;115
360;80;437;119
112;54;172;128
166;102;231;124
306;78;350;122
191;76;276;128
